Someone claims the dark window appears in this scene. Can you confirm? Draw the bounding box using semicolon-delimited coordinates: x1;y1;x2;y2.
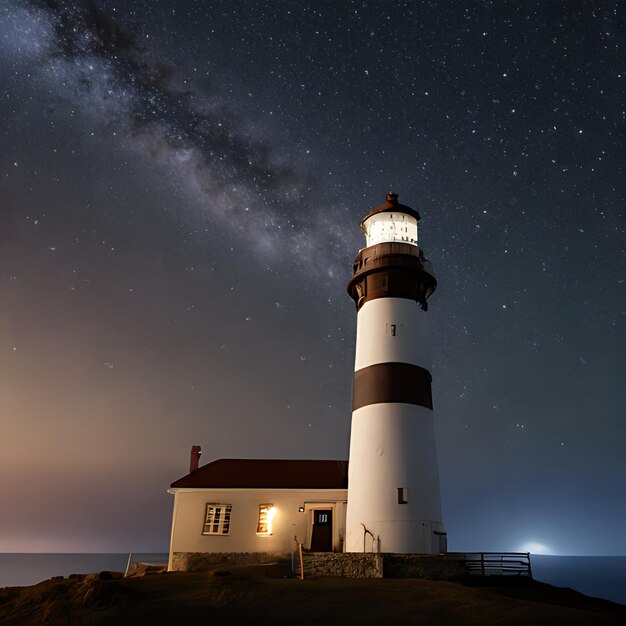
397;488;408;504
202;503;232;535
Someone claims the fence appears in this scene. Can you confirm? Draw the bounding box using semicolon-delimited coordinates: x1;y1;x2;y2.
464;552;532;578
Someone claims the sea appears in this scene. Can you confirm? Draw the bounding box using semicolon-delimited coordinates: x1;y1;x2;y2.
531;555;626;605
0;553;624;605
0;553;168;588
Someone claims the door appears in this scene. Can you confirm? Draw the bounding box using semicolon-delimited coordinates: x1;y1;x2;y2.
310;509;333;552
435;531;448;554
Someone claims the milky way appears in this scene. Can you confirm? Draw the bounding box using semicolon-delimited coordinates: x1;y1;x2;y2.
0;1;624;555
2;0;353;276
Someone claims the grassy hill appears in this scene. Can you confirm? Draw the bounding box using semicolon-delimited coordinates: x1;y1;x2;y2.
0;561;624;625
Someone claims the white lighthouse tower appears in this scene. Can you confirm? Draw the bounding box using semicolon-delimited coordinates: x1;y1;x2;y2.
345;193;446;554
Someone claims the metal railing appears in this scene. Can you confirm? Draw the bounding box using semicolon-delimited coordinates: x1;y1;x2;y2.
464;552;532;578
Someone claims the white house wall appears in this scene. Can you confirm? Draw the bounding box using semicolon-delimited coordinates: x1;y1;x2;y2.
168;488;347;570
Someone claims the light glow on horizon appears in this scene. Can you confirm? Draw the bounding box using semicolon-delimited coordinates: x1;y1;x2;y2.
521;541;550;554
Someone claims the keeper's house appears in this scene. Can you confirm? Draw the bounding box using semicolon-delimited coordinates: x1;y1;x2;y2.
167;454;348;571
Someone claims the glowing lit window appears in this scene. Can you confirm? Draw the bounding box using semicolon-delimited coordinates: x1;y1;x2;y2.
202;503;232;535
257;503;276;535
363;213;418;247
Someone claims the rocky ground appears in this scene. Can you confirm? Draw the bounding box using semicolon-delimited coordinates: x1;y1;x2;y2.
0;562;624;625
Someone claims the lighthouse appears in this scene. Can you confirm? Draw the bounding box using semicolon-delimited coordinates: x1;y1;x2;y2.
345;193;446;554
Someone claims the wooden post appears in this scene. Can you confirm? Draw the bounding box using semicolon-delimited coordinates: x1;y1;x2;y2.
124;553;133;577
298;543;304;581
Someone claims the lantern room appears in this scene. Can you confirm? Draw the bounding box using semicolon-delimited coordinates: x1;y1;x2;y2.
360;192;421;248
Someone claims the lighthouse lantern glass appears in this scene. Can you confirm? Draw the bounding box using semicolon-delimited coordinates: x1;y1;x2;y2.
363;212;418;247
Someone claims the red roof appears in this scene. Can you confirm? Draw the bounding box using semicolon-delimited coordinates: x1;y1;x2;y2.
170;458;349;489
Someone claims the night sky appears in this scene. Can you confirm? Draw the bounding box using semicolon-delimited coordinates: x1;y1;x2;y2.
1;1;624;556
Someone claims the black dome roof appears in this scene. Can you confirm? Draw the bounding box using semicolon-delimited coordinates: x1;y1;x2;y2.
360;193;421;228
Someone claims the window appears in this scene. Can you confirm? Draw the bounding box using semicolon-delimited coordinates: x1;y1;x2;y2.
397;488;408;504
257;503;276;535
202;503;232;535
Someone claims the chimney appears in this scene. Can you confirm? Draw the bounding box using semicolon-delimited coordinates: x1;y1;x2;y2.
189;445;202;472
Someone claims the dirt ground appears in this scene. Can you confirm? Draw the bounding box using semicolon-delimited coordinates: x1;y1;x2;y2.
0;562;624;625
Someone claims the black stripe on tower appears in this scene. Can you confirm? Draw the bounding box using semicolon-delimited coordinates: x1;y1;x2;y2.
352;362;433;411
347;242;437;311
